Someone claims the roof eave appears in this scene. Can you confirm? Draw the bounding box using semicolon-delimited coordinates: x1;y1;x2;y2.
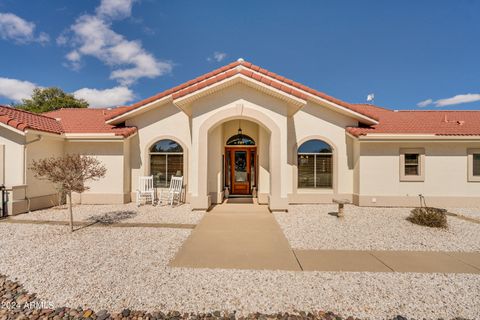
0;121;26;135
241;67;379;125
25;129;64;139
357;133;480;141
106;95;172;125
64;133;126;140
308;95;379;125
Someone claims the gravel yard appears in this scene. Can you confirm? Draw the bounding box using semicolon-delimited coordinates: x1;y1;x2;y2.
275;204;480;251
0;222;479;319
10;203;203;225
447;207;480;220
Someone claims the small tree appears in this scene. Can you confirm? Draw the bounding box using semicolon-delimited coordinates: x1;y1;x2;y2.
30;154;106;232
15;87;88;113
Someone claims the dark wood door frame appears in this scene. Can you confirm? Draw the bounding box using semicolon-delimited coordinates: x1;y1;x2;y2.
225;147;257;195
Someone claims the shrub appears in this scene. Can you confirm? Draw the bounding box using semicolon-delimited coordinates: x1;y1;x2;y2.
407;207;448;229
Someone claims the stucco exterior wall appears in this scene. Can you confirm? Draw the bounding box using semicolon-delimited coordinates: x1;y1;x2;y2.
357;141;480;207
353;139;361;196
65;141;128;204
222;119;259;145
207;124;223;203
0;127;27;214
258;125;271;204
123;138;131;198
125;103;191;198
25;133;64;210
0;126;25;187
0;130;64;213
288;102;358;203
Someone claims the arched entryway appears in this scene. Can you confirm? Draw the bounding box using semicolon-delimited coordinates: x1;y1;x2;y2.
224;130;257;196
191;103;287;211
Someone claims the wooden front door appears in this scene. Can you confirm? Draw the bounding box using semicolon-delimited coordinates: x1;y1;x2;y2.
226;147;255;195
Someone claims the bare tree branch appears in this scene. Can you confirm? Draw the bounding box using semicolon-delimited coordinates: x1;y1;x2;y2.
30;154;106;231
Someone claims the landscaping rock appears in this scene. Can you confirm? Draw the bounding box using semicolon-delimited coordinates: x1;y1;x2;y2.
1;212;479;320
97;309;110;320
1;275;361;320
83;309;93;318
275;204;480;251
122;308;131;317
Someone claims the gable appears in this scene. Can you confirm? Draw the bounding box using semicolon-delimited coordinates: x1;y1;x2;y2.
105;59;379;125
178;79;304;118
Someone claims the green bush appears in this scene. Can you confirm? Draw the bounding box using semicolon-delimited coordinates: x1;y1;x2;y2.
407;207;448;229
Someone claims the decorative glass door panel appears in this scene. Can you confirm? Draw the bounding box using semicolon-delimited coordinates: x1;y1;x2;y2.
235;151;247;182
225;147;256;195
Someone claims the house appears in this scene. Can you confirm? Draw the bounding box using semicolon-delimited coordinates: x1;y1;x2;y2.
1;59;480;215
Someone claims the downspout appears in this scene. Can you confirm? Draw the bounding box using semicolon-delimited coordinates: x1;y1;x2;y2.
23;134;43;211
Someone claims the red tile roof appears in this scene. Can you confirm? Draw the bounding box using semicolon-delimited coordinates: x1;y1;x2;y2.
0;105;136;137
44;108;137;137
347;104;480;137
2;60;480;139
105;60;380;122
0;105;63;134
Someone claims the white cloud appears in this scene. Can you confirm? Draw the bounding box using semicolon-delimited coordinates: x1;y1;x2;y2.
417;94;480;108
0;75;135;108
207;51;227;62
65;50;82;70
0;77;36;102
96;0;135;20
73;86;135;107
435;93;480;107
66;50;81;62
59;0;172;85
0;13;49;44
417;98;433;107
37;32;49;44
56;33;68;46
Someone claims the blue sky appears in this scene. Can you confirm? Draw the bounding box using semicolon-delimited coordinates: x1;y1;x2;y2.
0;0;479;110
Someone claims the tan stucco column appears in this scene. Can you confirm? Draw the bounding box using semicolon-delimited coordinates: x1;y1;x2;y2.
188;117;210;210
267;121;289;211
190;103;288;211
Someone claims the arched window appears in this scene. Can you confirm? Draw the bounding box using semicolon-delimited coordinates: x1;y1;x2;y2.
297;139;333;188
226;133;255;145
149;139;183;187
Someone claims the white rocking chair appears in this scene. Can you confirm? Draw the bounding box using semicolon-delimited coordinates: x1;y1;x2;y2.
136;176;155;206
158;176;183;206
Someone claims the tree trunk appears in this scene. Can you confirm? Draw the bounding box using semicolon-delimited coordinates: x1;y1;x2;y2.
68;191;74;232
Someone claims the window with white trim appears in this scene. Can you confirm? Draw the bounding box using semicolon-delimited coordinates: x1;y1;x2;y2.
149;139;183;187
297;139;333;188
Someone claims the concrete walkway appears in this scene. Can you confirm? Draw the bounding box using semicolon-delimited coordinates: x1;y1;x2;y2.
169;203;301;270
170;203;480;273
295;250;480;273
